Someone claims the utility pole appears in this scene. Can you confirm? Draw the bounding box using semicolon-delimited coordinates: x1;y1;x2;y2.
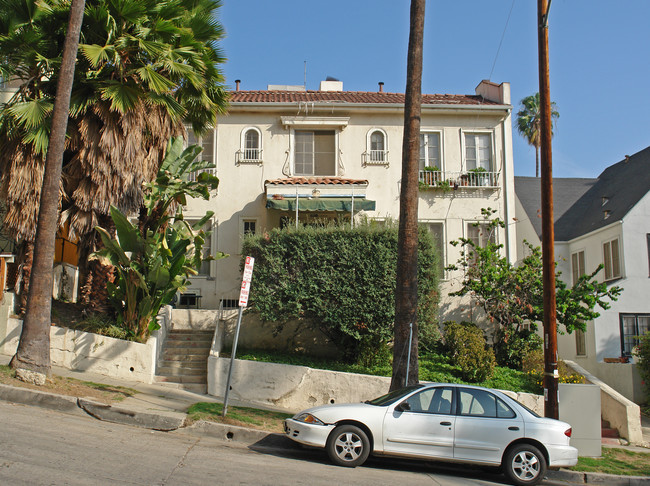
537;0;559;419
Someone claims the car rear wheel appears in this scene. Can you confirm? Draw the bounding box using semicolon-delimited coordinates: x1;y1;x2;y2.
503;444;547;486
326;425;370;467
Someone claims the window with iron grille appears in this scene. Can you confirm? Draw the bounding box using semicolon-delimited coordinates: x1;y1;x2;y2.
620;313;649;356
239;127;262;162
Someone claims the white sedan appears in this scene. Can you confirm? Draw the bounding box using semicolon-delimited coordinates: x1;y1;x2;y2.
284;383;578;486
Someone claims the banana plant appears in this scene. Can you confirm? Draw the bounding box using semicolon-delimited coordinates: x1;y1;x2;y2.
94;137;227;341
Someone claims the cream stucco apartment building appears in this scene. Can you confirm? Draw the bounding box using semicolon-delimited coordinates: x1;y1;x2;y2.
182;79;517;325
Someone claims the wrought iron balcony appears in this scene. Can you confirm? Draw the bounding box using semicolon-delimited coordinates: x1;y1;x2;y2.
418;169;500;189
236;148;263;165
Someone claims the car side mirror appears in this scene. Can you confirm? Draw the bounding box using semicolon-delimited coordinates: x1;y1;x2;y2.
396;401;410;412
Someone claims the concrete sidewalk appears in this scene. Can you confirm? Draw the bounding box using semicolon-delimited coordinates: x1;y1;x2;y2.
1;353;649;485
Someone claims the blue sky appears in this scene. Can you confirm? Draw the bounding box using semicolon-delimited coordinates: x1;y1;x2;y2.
219;1;650;178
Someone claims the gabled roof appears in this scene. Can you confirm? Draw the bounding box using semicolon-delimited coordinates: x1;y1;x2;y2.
515;145;650;242
555;146;650;240
515;177;596;239
229;90;501;106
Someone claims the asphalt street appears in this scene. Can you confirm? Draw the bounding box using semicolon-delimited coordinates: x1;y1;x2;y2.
0;400;582;486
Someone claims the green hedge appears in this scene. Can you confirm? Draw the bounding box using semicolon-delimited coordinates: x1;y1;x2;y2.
241;221;440;362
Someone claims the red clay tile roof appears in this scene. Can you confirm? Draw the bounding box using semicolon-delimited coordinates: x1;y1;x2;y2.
265;177;369;185
230;90;500;106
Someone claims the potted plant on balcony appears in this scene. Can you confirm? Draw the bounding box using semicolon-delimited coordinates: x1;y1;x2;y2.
468;167;490;186
421;166;441;186
436;179;453;192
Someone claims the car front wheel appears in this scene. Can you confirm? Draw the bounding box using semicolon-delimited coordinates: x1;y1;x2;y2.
503;444;547;486
326;425;370;467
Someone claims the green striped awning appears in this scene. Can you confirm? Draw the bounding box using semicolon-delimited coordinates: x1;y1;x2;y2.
266;197;376;212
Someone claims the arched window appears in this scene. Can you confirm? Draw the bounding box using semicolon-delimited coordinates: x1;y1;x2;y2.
238;127;262;164
364;129;388;166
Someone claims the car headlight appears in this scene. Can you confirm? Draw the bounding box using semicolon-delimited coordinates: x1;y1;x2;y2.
294;413;325;425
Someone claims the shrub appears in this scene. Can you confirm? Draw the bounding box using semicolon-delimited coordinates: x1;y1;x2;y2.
493;325;543;369
522;348;585;394
442;321;495;383
242;221;440;363
633;333;650;404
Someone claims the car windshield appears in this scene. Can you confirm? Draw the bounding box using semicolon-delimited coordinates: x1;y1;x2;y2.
366;385;424;406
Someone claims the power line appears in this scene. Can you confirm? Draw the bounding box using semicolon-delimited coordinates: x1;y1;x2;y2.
488;0;517;81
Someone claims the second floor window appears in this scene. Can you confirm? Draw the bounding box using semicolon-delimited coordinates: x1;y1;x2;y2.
369;130;386;162
603;238;621;281
186;128;215;182
295;130;336;176
419;132;440;169
465;133;492;171
243;128;261;161
571;250;585;285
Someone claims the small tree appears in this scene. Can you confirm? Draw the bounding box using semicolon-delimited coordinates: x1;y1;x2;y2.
94;138;226;340
448;208;622;368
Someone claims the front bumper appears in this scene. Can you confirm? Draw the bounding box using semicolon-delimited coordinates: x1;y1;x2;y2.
547;444;579;467
284;418;335;448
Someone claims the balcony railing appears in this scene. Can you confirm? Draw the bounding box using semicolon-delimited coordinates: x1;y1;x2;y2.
419;170;500;189
188;168;216;183
362;150;389;166
236;148;263;165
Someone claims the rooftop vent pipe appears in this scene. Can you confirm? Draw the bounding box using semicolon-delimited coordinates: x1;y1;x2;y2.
378;82;384;93
235;79;241;92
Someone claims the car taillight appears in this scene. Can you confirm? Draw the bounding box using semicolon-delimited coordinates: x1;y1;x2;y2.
564;428;572;438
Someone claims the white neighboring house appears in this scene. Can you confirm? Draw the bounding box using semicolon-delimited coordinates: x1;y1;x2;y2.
182;79;517;329
515;146;650;403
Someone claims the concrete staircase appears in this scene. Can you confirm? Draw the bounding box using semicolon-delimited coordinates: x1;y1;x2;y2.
155;329;213;393
602;418;621;445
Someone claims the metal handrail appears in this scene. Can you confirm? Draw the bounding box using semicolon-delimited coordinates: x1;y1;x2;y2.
419;169;500;188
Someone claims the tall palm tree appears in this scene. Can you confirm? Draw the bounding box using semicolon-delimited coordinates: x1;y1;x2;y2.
516;92;559;177
0;0;228;311
391;0;425;391
9;0;86;380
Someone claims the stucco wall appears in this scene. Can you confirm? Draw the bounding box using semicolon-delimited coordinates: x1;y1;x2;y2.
216;311;339;358
182;85;516;325
207;355;544;414
0;315;169;384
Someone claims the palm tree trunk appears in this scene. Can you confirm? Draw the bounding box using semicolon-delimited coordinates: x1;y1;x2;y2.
10;0;86;381
391;0;425;391
535;146;540;178
17;241;34;315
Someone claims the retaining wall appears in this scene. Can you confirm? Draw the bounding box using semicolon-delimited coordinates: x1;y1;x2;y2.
207;355;545;414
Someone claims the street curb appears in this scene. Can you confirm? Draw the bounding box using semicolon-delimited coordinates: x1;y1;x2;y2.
78;398;185;431
547;469;650;485
0;383;85;416
184;420;275;443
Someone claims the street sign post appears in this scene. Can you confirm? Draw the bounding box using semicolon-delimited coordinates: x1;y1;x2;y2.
222;256;254;416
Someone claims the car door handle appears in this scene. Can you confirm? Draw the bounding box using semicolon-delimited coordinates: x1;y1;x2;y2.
508;426;520;431
440;421;452;426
